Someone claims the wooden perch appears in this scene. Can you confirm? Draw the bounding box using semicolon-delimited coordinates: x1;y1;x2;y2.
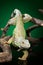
26;25;43;44
38;9;43;14
0;36;12;62
31;18;43;26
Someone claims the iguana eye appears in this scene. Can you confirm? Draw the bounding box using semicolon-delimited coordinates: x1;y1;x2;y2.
10;12;16;19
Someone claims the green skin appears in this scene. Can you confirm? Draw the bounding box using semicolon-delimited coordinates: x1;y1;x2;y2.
7;9;31;49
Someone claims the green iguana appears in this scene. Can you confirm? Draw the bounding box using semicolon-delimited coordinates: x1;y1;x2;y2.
6;9;32;49
0;9;43;61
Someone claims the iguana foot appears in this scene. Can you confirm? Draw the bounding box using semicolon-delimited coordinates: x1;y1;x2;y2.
18;50;29;60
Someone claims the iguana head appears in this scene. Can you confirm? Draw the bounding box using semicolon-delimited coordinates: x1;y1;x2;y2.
13;37;30;49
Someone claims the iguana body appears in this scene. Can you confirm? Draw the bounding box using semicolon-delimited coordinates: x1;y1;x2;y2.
8;9;30;49
13;17;26;39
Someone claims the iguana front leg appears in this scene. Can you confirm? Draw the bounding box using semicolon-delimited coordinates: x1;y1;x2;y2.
7;36;14;44
18;50;29;60
1;17;16;37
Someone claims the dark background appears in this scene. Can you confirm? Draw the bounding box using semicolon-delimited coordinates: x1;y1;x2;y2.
0;0;43;64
